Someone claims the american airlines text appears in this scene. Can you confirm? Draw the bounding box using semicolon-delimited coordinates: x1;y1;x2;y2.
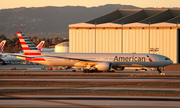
114;56;146;62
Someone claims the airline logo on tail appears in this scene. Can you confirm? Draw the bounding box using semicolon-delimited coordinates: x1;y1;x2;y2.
0;40;6;52
17;31;45;61
37;41;45;52
17;31;41;56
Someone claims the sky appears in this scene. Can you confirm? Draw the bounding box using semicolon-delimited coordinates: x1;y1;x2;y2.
1;0;180;10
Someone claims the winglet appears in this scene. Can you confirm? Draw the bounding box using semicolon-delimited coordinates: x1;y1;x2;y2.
17;31;41;56
0;40;6;52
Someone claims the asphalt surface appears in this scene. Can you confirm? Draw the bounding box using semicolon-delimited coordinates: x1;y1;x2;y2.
0;95;180;108
1;78;180;82
0;87;180;93
1;64;180;108
1;87;180;91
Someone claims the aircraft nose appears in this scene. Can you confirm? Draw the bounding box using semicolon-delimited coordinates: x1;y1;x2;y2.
170;60;173;64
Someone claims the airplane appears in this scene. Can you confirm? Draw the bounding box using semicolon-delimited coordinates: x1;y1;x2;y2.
15;31;173;73
0;41;45;64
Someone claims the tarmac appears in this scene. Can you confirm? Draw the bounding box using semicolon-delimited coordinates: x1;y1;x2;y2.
0;95;180;108
0;64;180;108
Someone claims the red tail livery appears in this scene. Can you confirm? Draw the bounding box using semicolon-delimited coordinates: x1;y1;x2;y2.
17;31;41;56
37;41;45;52
0;40;6;52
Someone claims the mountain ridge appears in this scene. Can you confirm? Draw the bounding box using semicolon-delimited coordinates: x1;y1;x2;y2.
0;4;178;38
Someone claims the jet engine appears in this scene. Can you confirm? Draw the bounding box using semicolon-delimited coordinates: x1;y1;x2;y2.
95;62;112;71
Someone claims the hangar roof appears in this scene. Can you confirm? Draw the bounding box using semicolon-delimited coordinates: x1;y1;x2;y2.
86;9;141;24
87;9;180;24
69;9;180;28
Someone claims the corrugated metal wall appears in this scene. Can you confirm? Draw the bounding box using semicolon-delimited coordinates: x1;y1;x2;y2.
164;64;180;71
148;29;177;63
69;28;178;63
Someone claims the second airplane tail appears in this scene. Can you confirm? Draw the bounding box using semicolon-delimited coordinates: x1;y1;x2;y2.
37;41;45;52
0;40;6;52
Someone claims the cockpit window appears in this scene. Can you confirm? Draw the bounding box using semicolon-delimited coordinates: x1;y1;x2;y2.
165;58;170;60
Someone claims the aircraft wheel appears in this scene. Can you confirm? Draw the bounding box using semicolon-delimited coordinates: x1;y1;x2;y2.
87;69;90;73
72;70;76;72
83;69;90;73
111;70;115;72
157;67;162;74
157;67;163;74
83;70;86;73
95;69;98;73
89;70;93;73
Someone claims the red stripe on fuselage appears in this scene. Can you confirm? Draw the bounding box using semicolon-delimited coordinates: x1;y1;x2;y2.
25;58;45;61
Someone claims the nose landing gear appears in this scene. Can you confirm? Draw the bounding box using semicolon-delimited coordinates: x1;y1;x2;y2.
157;68;161;74
157;67;164;74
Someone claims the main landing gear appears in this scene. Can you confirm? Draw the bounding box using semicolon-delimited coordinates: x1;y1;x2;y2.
83;69;115;73
83;69;99;73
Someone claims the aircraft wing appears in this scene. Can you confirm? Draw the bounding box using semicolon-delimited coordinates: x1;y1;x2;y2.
7;54;100;63
43;55;100;63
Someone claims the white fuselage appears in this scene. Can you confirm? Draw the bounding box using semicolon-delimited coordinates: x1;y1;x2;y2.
27;53;173;68
0;49;55;62
0;53;24;62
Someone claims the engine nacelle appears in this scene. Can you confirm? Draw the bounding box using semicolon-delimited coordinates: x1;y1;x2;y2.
95;62;112;71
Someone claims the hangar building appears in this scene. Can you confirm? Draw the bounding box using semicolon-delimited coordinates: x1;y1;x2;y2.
69;9;180;64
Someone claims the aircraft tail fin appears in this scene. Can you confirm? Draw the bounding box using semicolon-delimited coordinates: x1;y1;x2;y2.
0;40;6;52
37;41;45;52
17;31;41;56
